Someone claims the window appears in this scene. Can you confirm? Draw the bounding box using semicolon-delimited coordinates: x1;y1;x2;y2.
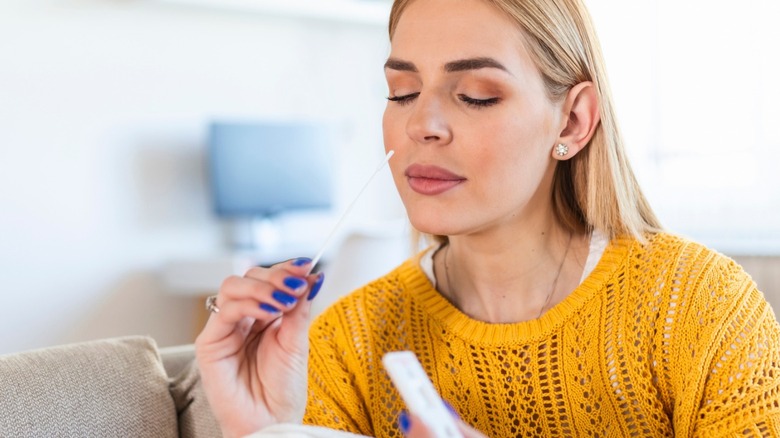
589;0;780;254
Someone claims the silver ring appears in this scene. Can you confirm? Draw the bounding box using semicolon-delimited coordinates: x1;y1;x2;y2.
205;295;220;314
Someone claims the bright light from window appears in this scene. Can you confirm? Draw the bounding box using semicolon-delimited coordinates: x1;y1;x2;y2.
588;0;780;254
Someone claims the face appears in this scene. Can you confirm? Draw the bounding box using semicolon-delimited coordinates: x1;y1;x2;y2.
383;0;565;238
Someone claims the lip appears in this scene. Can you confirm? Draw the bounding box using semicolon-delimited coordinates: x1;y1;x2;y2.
405;164;466;196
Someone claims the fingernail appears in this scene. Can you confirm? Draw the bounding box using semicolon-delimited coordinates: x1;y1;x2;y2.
272;290;297;307
398;411;410;434
259;303;279;313
284;276;307;292
308;272;325;301
292;257;312;267
444;400;460;418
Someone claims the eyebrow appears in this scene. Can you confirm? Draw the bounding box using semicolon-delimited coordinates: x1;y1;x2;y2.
445;57;509;73
384;57;509;74
384;58;418;72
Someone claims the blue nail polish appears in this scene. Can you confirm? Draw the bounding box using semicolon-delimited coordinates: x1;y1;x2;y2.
272;290;297;307
284;277;307;291
308;273;325;301
259;303;279;313
292;257;312;267
398;411;410;434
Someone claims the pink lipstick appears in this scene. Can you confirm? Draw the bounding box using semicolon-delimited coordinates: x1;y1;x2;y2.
405;164;466;195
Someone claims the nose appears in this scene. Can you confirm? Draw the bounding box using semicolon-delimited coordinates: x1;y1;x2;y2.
405;94;452;145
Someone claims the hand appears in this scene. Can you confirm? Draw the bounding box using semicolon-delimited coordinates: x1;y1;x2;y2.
400;412;488;438
194;258;325;438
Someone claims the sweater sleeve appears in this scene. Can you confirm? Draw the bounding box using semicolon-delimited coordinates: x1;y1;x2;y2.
687;258;780;436
302;309;373;435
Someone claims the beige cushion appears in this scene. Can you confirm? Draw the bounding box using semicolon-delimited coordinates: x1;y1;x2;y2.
0;336;177;438
169;359;222;438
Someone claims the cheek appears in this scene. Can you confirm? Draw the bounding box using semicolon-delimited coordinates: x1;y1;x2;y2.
381;109;392;150
382;108;409;187
473;116;536;159
382;107;403;152
486;106;555;155
467;115;552;190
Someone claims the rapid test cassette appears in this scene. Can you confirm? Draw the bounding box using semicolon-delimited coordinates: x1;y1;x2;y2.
382;351;463;438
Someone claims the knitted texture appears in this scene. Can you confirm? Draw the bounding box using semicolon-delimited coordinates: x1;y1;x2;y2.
304;233;780;437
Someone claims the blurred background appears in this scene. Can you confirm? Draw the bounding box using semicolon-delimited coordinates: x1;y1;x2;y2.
0;0;778;355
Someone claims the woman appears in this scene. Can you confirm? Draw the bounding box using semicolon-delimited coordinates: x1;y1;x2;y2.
196;0;780;436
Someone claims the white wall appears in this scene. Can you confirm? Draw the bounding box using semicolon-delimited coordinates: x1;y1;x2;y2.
0;0;403;355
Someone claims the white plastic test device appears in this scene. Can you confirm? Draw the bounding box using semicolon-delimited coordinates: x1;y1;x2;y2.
382;351;463;438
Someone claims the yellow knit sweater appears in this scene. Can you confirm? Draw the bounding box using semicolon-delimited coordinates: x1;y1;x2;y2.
303;233;780;437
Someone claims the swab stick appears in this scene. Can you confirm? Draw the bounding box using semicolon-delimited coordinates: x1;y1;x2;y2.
306;150;395;275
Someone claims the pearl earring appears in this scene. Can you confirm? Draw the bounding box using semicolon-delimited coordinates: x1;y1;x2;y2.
555;143;569;157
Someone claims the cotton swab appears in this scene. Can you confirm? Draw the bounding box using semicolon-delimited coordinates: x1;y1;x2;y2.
306;150;395;275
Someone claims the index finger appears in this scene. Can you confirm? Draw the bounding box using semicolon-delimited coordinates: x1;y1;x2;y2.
198;257;318;343
244;257;317;280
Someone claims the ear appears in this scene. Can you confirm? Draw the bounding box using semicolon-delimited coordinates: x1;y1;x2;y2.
552;81;601;161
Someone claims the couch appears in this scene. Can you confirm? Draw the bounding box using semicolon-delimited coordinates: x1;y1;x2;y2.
0;336;221;438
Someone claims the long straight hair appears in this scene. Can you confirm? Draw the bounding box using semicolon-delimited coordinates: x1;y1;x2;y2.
389;0;662;244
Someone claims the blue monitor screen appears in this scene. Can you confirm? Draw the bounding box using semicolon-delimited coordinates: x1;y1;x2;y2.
208;121;334;218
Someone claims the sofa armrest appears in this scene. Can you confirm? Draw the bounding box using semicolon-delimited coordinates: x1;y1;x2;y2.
168;355;222;438
160;343;196;379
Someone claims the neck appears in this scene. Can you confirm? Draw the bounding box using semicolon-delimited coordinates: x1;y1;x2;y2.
436;219;589;323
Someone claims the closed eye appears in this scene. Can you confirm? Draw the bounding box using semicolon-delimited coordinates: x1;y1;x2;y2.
386;92;420;105
458;94;500;108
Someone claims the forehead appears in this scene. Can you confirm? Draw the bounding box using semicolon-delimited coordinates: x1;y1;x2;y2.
390;0;535;73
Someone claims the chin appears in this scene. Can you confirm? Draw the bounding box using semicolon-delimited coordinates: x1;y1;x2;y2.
406;212;456;238
400;192;469;237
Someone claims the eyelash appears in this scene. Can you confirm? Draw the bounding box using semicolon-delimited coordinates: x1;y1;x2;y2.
386;93;500;109
386;93;419;105
458;94;500;108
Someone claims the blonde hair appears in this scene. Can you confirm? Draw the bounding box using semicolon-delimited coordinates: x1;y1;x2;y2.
389;0;661;244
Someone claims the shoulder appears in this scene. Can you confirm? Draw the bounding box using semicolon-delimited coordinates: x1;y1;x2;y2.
609;231;747;283
635;236;780;430
605;231;759;332
633;231;752;290
629;232;764;332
